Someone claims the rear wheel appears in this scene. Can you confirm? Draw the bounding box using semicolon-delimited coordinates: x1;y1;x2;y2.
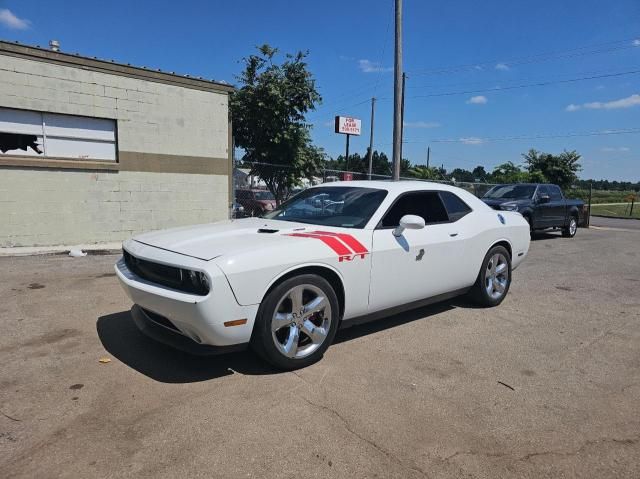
469;245;512;307
562;215;578;238
251;274;339;370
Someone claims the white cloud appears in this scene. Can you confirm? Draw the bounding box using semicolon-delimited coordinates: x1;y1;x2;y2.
633;39;640;47
358;59;392;73
0;9;30;30
460;137;485;145
403;121;441;129
601;146;630;152
566;93;640;111
495;63;510;71
323;120;334;127
467;95;488;105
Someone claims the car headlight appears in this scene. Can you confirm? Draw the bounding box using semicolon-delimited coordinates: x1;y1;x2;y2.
500;203;519;211
185;270;210;295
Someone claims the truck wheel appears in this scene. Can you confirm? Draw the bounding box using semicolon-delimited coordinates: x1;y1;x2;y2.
523;214;533;236
251;274;340;370
469;245;512;307
562;215;578;238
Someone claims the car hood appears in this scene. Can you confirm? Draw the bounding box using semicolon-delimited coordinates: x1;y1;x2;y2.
482;198;530;209
131;217;318;261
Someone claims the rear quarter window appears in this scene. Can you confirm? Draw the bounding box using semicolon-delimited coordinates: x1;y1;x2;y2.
439;191;472;222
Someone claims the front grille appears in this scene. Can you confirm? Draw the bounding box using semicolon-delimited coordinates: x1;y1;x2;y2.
123;249;209;295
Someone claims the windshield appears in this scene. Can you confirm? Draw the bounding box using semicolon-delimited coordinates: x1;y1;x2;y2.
254;191;275;200
263;186;388;228
484;184;536;200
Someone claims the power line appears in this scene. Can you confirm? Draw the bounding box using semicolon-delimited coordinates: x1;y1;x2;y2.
406;68;640;99
416;127;640;144
407;36;640;76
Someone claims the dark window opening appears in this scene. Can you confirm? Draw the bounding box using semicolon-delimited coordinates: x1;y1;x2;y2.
548;185;563;201
439;191;472;222
380;192;449;228
0;132;42;154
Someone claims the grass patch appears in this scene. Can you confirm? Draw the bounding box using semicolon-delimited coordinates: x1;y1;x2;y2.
590;203;640;219
571;189;638;204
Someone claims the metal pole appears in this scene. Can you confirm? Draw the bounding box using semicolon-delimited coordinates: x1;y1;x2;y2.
392;0;403;181
399;72;406;164
367;97;376;180
587;181;593;228
345;134;350;173
426;146;430;169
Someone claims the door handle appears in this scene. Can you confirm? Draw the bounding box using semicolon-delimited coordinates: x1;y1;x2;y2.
449;232;459;237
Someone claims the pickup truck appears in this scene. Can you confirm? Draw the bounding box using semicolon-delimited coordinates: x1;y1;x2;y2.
481;183;584;237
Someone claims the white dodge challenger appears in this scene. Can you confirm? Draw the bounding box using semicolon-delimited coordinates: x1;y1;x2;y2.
115;181;530;369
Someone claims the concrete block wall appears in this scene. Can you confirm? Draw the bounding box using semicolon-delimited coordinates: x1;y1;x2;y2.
0;55;229;159
0;48;232;247
0;170;228;247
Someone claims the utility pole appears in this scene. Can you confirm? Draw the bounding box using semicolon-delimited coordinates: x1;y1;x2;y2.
392;0;403;180
426;146;430;169
399;72;406;165
367;97;376;180
345;134;350;172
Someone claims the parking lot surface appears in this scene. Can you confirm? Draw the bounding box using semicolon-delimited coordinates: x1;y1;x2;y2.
1;227;639;478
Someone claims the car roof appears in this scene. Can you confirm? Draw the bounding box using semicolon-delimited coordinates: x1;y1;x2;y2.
310;180;468;194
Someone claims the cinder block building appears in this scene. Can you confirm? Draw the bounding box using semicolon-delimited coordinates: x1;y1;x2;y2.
0;40;233;248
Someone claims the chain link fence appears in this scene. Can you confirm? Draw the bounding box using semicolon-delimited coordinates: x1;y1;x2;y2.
232;163;499;218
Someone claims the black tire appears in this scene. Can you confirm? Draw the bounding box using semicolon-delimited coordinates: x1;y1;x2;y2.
562;214;578;238
469;245;512;307
523;214;534;238
251;274;340;370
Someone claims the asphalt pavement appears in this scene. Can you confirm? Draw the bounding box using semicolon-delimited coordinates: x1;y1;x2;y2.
1;227;639;478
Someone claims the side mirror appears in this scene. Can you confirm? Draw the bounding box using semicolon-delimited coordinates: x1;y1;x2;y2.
538;194;550;204
393;215;426;237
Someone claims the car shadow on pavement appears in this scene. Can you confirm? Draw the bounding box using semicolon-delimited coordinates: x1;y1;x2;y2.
334;301;455;343
531;231;563;241
96;311;278;384
98;301;459;383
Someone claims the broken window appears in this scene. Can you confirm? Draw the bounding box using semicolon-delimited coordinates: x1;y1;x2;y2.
0;107;116;161
0;132;43;154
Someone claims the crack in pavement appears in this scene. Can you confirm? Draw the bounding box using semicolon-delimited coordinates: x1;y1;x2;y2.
298;395;428;478
442;435;640;465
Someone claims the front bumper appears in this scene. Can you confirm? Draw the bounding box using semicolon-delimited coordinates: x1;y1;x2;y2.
131;305;247;355
115;241;259;348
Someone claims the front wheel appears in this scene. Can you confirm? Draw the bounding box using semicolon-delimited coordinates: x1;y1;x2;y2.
562;215;578;238
469;245;512;307
251;274;340;370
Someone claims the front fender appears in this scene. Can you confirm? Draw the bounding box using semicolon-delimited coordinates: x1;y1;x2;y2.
214;232;373;319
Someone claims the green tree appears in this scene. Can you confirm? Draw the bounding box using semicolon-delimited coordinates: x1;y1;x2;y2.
449;168;475;183
230;45;323;204
408;165;439;180
472;165;488;182
489;161;530;184
522;149;581;190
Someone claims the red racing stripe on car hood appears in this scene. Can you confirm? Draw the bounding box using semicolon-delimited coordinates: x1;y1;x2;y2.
308;231;369;254
285;233;352;256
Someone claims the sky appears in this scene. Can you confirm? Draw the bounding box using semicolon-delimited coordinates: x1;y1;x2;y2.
1;0;639;181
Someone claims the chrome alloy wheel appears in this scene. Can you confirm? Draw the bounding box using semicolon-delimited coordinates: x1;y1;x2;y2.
569;217;577;236
271;284;332;359
485;253;509;300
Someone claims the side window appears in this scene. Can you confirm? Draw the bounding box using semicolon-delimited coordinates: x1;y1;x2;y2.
380;192;449;228
549;185;563;201
537;185;550;198
439;191;472;222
